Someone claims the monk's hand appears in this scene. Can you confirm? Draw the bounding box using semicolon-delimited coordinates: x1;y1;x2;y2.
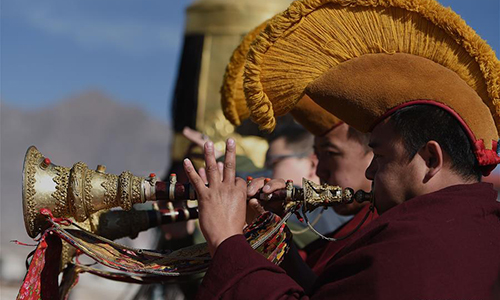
183;139;247;257
246;178;287;221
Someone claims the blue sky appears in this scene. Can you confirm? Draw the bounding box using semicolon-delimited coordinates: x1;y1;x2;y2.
1;0;499;123
1;0;189;122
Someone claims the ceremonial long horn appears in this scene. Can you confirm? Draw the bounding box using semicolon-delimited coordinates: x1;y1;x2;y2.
95;206;198;240
23;146;371;238
59;207;199;270
23;146;201;238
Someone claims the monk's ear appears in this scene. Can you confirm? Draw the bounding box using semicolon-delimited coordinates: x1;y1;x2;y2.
418;141;444;182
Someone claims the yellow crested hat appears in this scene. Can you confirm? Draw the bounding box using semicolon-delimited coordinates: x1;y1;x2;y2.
244;0;500;173
221;21;342;136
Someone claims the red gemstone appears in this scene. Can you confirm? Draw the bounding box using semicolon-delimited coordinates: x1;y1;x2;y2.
43;158;51;165
150;173;156;178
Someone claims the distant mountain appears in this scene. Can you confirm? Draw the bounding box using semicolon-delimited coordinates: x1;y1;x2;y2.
0;90;172;270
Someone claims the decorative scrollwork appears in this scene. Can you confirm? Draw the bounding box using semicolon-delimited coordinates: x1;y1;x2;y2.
131;176;142;205
52;166;71;216
83;169;95;216
302;178;343;210
24;147;43;235
119;171;133;210
71;162;88;221
101;173;119;208
343;188;353;203
61;242;76;269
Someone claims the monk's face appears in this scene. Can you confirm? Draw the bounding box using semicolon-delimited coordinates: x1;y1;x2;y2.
365;119;422;214
314;123;373;215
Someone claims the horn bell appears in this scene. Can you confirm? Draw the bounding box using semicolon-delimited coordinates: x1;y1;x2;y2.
22;146;148;238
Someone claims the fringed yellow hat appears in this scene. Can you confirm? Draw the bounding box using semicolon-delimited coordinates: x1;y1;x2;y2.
221;21;341;136
244;0;500;174
221;22;268;127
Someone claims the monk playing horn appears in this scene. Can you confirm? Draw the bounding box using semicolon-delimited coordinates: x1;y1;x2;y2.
185;0;500;298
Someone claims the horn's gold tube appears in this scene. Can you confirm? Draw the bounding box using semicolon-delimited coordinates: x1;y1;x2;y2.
22;146;154;238
22;145;372;238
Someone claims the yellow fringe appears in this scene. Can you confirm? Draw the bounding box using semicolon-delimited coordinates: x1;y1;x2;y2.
220;21;268;126
244;0;500;133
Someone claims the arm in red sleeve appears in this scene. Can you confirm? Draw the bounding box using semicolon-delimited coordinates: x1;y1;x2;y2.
196;234;309;300
280;242;317;293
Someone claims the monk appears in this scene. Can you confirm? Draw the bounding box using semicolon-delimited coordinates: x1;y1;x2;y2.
243;122;377;291
184;104;500;299
183;0;500;298
247;122;377;290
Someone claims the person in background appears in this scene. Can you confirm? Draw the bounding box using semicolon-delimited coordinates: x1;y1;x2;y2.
264;123;353;249
248;122;378;291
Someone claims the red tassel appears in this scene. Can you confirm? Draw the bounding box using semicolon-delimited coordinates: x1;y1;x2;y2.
473;139;500;176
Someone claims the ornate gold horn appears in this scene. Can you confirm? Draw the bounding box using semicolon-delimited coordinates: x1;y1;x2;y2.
23;145;372;238
22;146;154;238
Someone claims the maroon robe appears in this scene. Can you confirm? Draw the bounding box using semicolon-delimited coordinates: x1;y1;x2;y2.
305;204;378;276
196;183;500;299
